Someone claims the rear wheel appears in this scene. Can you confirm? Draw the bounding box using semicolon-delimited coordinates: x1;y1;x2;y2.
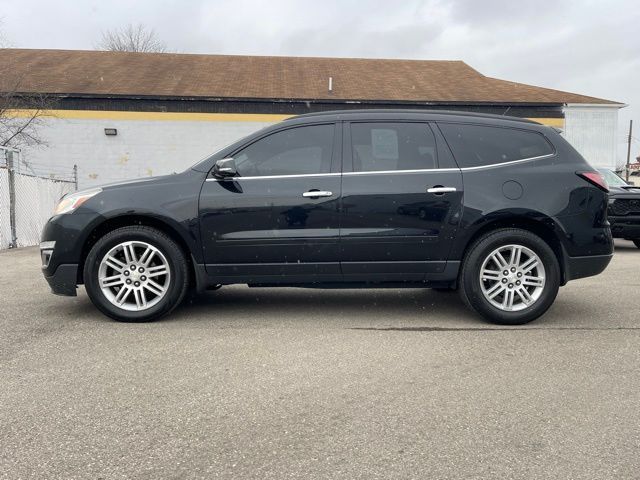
83;226;189;322
459;228;560;325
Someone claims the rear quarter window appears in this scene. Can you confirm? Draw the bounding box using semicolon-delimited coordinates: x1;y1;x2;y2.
438;123;554;169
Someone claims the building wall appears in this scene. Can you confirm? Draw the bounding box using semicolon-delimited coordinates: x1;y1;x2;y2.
19;108;566;189
21;111;286;188
563;104;620;169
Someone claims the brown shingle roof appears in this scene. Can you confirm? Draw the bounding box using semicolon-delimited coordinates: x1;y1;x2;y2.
0;48;619;105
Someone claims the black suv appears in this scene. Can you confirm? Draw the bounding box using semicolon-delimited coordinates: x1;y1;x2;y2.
598;168;640;248
40;110;613;324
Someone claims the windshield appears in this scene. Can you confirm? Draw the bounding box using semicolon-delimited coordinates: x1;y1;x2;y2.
597;168;628;187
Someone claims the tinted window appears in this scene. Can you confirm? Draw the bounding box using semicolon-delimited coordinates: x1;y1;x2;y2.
597;168;628;187
350;123;437;172
234;124;334;177
439;123;554;168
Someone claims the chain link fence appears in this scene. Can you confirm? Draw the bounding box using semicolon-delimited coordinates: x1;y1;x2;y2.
1;147;77;249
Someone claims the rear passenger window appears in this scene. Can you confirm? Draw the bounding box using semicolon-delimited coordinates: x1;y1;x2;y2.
350;123;437;172
438;123;554;168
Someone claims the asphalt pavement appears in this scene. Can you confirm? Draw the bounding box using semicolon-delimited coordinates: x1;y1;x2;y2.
1;240;639;479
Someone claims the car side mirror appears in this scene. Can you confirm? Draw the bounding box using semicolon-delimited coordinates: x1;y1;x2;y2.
213;158;238;178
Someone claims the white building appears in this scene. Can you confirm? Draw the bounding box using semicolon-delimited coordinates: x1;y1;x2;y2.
1;49;624;188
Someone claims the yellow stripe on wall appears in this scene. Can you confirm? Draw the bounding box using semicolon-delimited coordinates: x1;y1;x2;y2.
8;109;294;122
528;118;564;128
8;109;565;127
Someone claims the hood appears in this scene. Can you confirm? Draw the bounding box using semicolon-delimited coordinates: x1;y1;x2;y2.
609;183;640;197
98;174;174;190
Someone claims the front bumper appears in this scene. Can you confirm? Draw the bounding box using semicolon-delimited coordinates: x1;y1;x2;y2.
43;263;78;296
40;239;78;296
609;215;640;240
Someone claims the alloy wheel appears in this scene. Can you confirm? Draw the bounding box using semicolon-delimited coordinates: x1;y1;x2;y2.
98;241;171;311
479;244;546;312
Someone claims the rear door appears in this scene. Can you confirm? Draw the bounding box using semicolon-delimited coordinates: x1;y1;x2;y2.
339;121;463;281
198;122;342;283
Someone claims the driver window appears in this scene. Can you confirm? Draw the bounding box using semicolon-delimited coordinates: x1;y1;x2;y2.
234;124;334;177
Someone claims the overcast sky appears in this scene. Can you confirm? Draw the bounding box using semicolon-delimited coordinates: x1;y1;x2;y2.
1;0;638;163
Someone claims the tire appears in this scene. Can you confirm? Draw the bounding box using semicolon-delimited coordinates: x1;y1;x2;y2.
634;240;640;249
83;226;189;322
459;228;560;325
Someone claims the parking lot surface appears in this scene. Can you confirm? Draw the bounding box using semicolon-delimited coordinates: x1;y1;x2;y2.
1;241;639;479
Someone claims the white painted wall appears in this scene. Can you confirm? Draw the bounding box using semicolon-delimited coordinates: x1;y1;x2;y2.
22;116;275;189
563;104;621;169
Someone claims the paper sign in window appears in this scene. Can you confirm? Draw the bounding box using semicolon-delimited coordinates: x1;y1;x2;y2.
371;129;399;160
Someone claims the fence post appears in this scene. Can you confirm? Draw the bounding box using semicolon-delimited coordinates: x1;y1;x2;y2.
73;164;78;191
6;150;17;248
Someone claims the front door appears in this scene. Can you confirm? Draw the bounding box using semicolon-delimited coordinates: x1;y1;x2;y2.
340;121;463;281
198;122;342;283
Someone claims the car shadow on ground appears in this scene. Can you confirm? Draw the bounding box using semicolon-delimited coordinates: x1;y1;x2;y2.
165;286;596;329
59;281;600;329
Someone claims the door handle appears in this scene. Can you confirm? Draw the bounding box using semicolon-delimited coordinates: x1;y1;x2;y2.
427;186;457;194
303;190;333;198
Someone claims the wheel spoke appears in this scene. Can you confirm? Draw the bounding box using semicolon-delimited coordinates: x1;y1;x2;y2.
485;282;504;299
481;269;501;281
105;255;126;272
502;289;515;310
146;265;168;278
520;256;538;273
492;251;509;269
516;287;533;305
123;242;137;264
523;275;544;287
115;286;131;305
139;247;155;266
144;279;165;296
133;289;147;309
511;246;522;266
101;275;123;288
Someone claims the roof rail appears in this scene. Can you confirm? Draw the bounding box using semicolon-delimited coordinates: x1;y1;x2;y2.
286;109;539;124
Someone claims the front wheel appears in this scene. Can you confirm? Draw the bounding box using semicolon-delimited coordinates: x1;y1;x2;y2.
83;226;189;322
459;228;560;325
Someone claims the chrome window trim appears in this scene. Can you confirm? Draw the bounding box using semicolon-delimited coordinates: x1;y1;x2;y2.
459;153;555;172
206;172;341;181
204;153;555;181
342;168;454;176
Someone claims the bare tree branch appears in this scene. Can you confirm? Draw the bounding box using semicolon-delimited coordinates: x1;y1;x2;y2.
0;36;57;149
96;23;167;53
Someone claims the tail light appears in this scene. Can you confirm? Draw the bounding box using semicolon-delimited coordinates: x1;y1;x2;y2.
577;171;609;192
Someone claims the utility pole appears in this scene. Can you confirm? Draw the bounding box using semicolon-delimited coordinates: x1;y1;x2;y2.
6;149;17;248
626;119;633;183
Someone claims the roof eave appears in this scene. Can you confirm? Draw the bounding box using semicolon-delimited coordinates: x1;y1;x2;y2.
564;102;627;109
8;91;573;107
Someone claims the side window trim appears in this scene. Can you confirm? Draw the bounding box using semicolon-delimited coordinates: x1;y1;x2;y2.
429;121;460;170
330;122;342;174
342;121;353;173
344;120;439;174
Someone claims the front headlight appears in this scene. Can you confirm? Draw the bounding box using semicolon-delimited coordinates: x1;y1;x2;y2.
54;188;102;215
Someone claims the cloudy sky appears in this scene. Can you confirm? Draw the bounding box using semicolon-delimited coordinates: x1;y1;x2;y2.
1;0;638;163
